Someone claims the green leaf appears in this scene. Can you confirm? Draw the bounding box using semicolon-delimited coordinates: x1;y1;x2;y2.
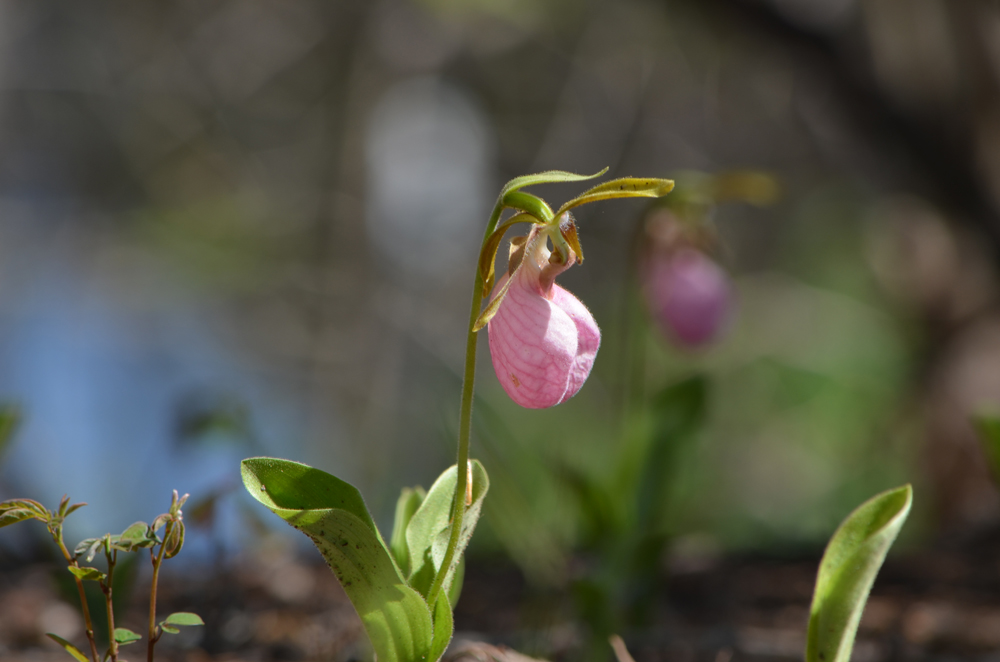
446;556;465;609
806;484;912;662
45;633;89;662
242;457;436;662
553;177;674;218
0;498;48;528
405;461;489;600
160;624;180;634
499;168;608;200
390;487;426;577
163;612;204;626
68;566;106;582
429;591;454;662
110;521;155;551
114;627;142;645
0;508;42;528
75;538;104;563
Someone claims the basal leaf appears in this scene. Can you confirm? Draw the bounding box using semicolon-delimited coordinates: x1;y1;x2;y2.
806;484;912;662
429;591;454;662
390;487;426;577
554;177;674;218
405;461;489;600
45;633;89;662
242;457;436;662
163;612;204;626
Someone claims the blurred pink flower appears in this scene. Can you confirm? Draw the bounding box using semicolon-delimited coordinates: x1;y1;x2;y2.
487;234;600;408
645;248;732;347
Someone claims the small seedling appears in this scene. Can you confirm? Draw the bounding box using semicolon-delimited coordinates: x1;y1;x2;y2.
0;490;203;662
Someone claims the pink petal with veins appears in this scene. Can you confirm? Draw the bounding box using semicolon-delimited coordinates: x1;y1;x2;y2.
487;243;601;409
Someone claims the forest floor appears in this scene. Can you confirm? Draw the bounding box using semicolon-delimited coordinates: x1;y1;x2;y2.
3;529;1000;662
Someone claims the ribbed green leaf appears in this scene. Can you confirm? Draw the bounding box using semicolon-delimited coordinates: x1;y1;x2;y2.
242;457;435;662
806;485;912;662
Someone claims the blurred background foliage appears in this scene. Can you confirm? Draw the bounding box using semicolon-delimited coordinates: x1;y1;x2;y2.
0;0;998;596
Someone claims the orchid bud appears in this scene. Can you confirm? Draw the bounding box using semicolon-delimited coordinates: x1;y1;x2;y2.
487;230;601;408
645;247;732;348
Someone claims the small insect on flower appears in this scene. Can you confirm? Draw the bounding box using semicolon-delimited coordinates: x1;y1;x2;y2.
486;223;600;409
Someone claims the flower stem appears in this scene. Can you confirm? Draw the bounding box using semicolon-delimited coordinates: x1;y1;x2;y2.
425;199;506;609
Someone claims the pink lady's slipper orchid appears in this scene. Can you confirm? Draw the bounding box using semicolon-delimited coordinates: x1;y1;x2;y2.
645;247;732;348
486;228;600;409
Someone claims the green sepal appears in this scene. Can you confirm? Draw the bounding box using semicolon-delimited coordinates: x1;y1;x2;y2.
498;168;608;200
241;457;436;662
405;461;489;601
114;627;142;645
806;484;912;662
554;177;674;218
473;230;544;332
45;633;89;662
478;212;538;297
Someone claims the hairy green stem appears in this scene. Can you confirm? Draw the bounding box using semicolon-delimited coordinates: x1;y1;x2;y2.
425;199;506;608
54;530;100;662
147;523;172;662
